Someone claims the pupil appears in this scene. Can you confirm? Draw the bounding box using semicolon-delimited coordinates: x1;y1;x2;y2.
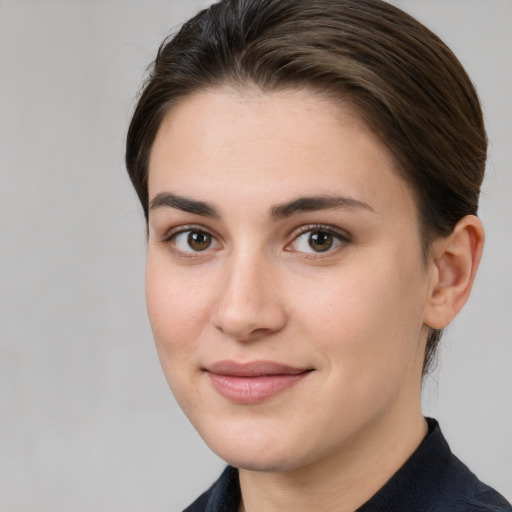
309;231;333;252
188;231;211;251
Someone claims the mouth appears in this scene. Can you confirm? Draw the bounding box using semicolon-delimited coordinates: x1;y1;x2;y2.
204;360;314;404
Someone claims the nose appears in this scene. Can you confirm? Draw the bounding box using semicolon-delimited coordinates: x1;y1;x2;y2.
211;252;288;342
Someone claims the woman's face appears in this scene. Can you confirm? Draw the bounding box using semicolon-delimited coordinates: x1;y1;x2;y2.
146;88;434;471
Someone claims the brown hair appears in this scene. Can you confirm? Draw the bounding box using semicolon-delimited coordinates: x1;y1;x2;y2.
126;0;487;374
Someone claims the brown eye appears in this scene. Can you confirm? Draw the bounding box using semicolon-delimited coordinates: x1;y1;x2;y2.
171;229;219;253
288;226;347;254
187;231;212;251
308;231;333;252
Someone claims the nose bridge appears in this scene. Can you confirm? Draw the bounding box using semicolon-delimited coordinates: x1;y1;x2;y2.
213;244;286;340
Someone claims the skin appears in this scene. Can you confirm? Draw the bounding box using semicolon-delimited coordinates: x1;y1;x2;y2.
145;88;484;512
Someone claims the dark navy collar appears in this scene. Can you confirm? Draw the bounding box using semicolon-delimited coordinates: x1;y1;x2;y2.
183;418;511;512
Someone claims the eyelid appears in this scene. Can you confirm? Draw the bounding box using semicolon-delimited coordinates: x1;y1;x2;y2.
288;224;352;241
160;224;217;242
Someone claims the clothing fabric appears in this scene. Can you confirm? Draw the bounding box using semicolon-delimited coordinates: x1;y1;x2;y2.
182;418;511;512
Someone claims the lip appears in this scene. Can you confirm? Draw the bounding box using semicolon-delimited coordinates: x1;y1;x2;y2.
204;360;313;404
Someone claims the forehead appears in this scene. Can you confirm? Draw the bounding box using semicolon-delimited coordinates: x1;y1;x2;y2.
148;87;416;220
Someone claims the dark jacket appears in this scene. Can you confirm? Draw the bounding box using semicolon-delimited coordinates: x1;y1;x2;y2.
183;419;511;512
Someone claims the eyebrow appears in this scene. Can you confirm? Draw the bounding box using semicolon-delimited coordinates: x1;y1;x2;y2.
149;192;374;220
149;192;220;218
270;195;374;221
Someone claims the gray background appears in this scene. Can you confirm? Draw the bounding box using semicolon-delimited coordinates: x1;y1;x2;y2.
0;0;510;510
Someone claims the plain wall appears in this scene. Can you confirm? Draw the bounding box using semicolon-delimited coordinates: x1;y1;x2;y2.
0;1;510;510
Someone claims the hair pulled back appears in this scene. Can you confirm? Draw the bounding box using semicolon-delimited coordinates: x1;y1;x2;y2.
126;0;487;374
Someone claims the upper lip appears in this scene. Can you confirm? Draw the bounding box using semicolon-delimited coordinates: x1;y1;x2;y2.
205;360;312;377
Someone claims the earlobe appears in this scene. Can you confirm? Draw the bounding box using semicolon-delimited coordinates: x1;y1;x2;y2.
424;215;485;330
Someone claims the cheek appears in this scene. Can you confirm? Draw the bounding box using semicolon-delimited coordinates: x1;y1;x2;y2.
145;255;211;369
292;256;427;376
145;257;220;420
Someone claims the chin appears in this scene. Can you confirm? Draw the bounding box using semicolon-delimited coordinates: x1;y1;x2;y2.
216;448;301;473
200;424;315;473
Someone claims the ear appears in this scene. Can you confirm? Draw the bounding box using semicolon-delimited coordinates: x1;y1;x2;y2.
423;215;485;330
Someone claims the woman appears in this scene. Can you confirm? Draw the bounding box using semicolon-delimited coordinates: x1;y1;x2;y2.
125;0;511;510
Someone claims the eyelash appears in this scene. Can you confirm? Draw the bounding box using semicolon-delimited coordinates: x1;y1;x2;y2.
161;223;351;259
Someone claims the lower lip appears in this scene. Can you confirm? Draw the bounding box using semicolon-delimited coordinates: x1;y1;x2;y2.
207;372;310;404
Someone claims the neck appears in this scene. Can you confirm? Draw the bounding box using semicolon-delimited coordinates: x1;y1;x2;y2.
238;407;427;512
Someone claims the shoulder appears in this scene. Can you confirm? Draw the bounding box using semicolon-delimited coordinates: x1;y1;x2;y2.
422;420;510;511
430;450;511;512
358;418;511;512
